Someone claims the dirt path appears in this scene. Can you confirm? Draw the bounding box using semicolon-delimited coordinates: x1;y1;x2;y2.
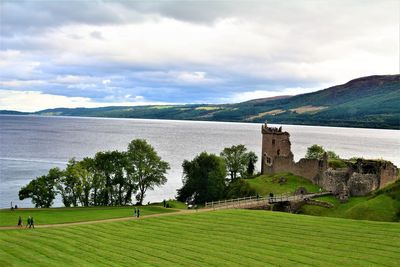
0;208;213;230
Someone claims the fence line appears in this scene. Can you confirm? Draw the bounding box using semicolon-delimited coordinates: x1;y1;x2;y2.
204;191;332;210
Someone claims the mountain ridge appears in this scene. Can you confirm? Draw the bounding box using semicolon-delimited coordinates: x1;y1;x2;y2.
1;74;399;129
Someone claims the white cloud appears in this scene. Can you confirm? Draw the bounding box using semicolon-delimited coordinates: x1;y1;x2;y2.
0;1;398;109
0;90;168;112
227;86;325;103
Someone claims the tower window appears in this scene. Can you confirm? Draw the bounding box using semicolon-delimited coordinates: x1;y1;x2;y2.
272;139;275;145
277;149;280;156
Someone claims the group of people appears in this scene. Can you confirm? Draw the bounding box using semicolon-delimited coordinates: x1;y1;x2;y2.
17;216;35;228
133;207;140;218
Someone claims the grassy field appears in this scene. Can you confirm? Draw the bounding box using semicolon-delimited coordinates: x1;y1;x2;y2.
1;209;399;266
246;172;320;196
0;206;174;227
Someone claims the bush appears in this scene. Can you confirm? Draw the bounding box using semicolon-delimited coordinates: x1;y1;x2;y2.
225;179;256;199
328;159;347;169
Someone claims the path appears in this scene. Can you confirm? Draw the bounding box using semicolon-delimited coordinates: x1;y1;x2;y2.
0;208;212;230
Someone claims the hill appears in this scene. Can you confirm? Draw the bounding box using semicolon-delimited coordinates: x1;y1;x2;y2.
2;75;399;129
1;209;399;266
299;179;400;222
244;172;400;222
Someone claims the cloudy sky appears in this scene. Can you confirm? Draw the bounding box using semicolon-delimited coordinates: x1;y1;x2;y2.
0;0;398;112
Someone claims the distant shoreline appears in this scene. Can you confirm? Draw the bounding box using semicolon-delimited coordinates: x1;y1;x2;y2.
1;113;399;130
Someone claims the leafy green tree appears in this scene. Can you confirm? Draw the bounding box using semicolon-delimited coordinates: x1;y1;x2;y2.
305;144;325;159
57;159;84;207
19;168;60;208
94;151;122;206
245;151;258;177
225;179;256;199
305;144;340;160
327;150;340;159
177;152;226;204
77;157;96;206
126;139;170;205
220;144;249;181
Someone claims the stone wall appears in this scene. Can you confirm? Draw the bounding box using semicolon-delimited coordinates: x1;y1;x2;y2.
261;124;399;197
293;158;324;183
379;162;398;188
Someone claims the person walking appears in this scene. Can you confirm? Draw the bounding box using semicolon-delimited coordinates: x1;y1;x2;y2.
134;207;137;217
30;217;35;229
137;208;140;218
17;216;23;227
26;216;31;228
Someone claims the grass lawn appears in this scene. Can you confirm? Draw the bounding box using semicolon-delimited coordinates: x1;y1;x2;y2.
150;200;188;209
0;209;399;266
0;206;175;227
246;172;320;196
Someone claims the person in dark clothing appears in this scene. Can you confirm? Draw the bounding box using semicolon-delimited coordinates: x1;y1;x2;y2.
26;216;31;228
17;216;23;227
137;209;140;218
163;199;166;208
134;207;137;216
30;217;35;228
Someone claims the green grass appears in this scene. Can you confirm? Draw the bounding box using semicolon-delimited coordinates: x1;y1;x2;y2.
0;209;399;266
299;195;400;222
0;206;174;227
246;172;320;196
150;200;188;209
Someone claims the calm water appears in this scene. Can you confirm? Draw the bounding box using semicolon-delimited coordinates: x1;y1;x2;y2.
1;115;399;208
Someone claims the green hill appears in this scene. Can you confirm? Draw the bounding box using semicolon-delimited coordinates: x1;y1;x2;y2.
2;75;399;129
246;172;320;195
244;172;400;222
299;180;400;222
1;209;400;266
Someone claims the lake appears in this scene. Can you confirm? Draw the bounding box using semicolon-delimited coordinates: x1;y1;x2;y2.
0;115;399;208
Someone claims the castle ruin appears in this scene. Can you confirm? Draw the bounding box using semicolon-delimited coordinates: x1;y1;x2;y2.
261;123;398;199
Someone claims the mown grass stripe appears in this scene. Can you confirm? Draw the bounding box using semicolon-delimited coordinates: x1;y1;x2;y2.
1;209;399;266
134;217;375;266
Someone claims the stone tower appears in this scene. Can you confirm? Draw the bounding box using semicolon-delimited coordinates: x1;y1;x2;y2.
261;123;294;174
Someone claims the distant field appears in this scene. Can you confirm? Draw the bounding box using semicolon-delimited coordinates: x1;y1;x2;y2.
1;209;399;266
0;206;174;227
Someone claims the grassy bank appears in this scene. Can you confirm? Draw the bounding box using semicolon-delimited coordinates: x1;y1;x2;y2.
246;172;320;196
1;209;399;266
0;206;174;227
299;180;400;222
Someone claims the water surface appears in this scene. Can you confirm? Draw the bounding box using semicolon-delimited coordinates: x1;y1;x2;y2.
1;115;399;208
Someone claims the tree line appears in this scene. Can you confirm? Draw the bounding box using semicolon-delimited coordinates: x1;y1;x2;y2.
19;140;259;208
177;144;258;205
19;139;170;208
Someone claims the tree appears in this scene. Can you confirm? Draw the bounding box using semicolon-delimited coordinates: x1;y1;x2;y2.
245;151;258;177
305;144;340;160
177;152;226;204
327;150;340;160
220;144;249;181
94;151;123;206
77;157;96;207
57;158;84;207
126;139;170;205
305;144;325;159
225;179;256;199
19;168;60;208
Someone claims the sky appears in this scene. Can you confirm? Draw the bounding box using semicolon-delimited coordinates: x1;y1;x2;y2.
0;0;399;112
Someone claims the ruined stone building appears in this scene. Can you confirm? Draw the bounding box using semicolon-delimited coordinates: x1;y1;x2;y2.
261;123;398;199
